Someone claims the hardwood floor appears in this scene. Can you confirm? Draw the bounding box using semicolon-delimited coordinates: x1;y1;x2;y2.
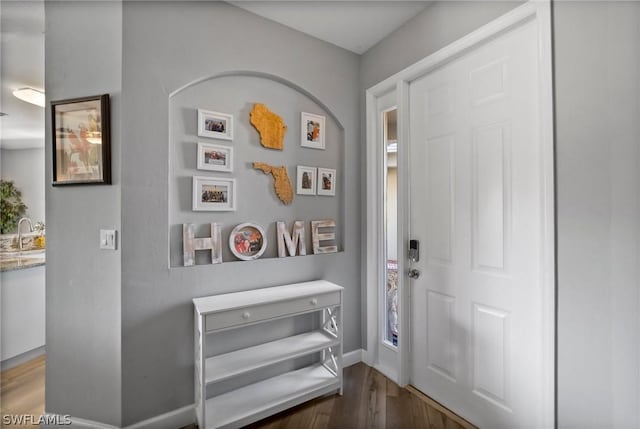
240;363;474;429
1;354;46;426
1;356;474;429
184;363;475;429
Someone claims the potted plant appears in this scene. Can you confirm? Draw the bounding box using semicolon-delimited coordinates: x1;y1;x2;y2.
0;180;28;234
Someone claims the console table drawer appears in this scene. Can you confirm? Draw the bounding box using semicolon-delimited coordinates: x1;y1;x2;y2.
205;291;340;332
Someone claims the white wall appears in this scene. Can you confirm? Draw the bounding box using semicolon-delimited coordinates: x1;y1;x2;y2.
0;148;45;227
555;2;640;428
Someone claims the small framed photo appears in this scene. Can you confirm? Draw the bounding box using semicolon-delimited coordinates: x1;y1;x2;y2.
301;112;325;150
51;94;111;185
229;222;267;261
197;142;233;172
296;165;317;196
192;176;236;211
317;168;336;196
198;109;233;140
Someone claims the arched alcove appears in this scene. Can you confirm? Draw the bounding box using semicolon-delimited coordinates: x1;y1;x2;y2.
168;72;345;267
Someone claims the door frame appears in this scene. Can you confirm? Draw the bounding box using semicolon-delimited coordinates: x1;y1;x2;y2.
364;1;555;426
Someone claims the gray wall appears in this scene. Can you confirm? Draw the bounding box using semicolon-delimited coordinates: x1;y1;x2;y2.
0;148;45;226
44;1;122;426
120;2;360;425
554;2;640;428
169;75;344;266
360;1;523;90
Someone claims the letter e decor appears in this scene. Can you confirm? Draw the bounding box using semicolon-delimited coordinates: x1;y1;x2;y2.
311;219;338;254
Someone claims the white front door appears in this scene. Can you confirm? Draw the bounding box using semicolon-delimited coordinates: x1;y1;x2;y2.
409;20;545;428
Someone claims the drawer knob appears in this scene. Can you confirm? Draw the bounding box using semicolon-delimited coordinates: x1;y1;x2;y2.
242;311;251;320
310;298;318;306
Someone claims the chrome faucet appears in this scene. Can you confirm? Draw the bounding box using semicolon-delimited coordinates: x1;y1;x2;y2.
17;217;33;250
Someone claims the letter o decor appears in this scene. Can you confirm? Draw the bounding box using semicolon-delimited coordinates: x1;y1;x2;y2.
229;222;268;261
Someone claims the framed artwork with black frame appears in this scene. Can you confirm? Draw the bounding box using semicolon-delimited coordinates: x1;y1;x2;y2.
51;94;111;186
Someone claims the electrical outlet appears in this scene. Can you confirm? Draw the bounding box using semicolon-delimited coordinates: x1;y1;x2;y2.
100;229;117;250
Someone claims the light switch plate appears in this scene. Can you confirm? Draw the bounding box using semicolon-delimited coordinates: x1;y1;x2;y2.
100;229;117;250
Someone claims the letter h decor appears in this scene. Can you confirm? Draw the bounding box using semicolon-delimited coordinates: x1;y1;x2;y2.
183;223;223;266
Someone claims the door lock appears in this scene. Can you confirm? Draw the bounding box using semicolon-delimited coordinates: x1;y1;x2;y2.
409;239;420;262
408;269;421;279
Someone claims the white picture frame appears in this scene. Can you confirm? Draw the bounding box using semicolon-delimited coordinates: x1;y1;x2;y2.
197;109;233;140
296;165;317;195
301;112;325;150
197;142;233;172
192;176;236;211
229;222;268;261
317;167;336;196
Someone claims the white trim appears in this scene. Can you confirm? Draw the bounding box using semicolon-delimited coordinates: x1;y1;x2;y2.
0;346;45;371
41;414;118;429
396;79;411;387
125;405;195;429
365;1;554;427
374;362;398;384
42;405;195;429
343;348;364;367
364;89;379;367
534;2;556;429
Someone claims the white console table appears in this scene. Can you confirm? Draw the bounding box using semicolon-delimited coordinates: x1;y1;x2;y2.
193;280;343;429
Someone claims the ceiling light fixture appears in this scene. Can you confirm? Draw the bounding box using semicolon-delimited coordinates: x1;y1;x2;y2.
13;87;45;108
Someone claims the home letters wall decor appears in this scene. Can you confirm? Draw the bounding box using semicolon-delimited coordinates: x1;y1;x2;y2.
182;219;337;266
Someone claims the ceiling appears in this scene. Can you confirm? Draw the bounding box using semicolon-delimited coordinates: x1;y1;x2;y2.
0;0;45;150
0;1;430;150
229;1;432;54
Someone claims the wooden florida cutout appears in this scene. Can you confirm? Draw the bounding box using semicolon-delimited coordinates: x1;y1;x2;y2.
253;162;294;205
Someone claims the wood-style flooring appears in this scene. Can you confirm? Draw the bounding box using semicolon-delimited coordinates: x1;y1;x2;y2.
1;354;46;427
1;356;474;429
241;363;474;429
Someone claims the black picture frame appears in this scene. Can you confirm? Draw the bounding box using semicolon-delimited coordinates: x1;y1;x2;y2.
51;94;111;186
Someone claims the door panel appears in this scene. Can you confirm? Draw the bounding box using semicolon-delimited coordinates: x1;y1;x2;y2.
410;21;542;428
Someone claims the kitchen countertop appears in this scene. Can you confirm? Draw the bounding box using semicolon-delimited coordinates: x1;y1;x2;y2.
0;250;46;272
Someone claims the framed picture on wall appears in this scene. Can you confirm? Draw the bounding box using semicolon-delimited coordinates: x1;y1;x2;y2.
197;142;233;172
51;94;111;185
301;112;325;150
229;222;268;261
192;176;236;211
296;165;317;195
198;109;233;140
317;167;336;196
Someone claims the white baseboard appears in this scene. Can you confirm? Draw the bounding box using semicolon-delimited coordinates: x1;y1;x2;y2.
1;346;46;371
41;405;194;429
125;405;194;429
343;348;363;367
43;352;361;429
41;414;117;429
